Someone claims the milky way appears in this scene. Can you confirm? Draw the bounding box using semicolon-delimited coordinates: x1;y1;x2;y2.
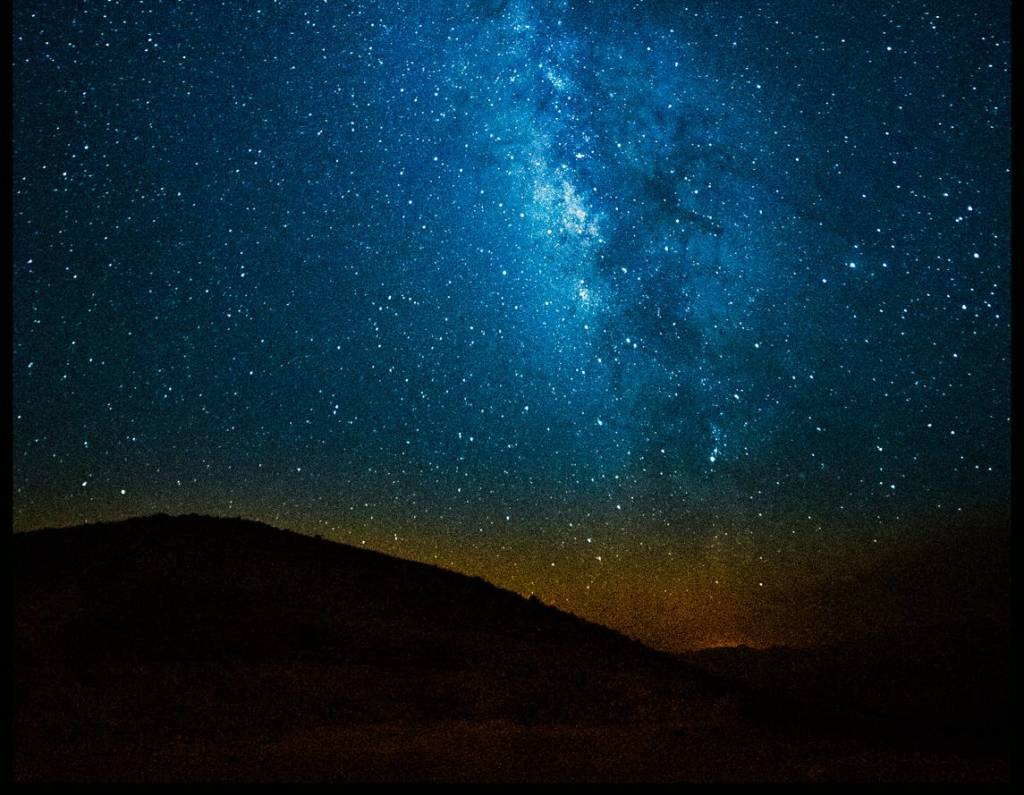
13;1;1010;648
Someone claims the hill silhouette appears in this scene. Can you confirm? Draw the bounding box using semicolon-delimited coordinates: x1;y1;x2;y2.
12;514;1010;782
14;514;738;780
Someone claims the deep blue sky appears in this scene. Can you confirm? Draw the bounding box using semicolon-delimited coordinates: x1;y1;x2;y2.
13;1;1010;647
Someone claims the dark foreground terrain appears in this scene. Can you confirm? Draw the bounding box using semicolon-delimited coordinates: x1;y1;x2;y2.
13;515;1009;782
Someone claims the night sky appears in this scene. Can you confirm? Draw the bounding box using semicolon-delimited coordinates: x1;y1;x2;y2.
13;0;1010;650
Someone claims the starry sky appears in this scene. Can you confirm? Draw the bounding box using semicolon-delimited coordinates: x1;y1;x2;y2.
13;0;1010;650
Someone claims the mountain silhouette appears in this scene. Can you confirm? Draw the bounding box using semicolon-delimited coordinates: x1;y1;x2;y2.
13;514;1009;782
15;514;738;781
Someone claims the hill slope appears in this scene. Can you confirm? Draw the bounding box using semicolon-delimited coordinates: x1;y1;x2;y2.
15;514;739;781
13;514;1008;782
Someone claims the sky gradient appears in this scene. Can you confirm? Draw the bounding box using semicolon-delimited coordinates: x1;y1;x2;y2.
13;0;1010;650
